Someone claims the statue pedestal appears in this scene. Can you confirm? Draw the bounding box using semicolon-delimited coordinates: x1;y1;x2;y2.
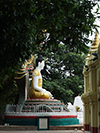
3;99;79;127
22;99;68;112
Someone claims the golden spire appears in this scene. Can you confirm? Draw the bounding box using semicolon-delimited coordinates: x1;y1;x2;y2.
90;33;99;50
87;53;90;58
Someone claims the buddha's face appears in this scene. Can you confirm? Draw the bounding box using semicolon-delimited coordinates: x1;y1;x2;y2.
39;60;45;70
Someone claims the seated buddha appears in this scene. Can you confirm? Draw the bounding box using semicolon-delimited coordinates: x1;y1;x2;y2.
29;55;53;99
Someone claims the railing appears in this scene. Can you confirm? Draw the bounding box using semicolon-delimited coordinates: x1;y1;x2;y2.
5;104;68;113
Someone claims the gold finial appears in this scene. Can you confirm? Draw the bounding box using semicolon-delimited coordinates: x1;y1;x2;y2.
91;40;94;45
85;52;90;65
90;33;99;50
87;53;90;58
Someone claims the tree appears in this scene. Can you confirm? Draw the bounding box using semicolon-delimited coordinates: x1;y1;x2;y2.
0;0;99;113
41;44;86;104
0;0;99;80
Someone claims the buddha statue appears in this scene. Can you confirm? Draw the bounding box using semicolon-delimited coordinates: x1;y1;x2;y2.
29;55;53;99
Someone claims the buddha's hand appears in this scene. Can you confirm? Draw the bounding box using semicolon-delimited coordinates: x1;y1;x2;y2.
46;91;54;99
42;89;54;99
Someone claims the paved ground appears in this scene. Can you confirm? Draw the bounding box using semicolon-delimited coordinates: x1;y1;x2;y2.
0;130;83;133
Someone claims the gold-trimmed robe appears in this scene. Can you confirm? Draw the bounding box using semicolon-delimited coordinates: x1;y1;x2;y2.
29;70;50;99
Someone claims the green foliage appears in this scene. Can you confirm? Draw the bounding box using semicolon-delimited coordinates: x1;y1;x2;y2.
0;78;18;112
43;80;74;104
0;0;99;112
41;44;86;104
0;0;99;79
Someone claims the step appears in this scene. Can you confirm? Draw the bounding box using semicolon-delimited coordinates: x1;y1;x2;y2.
0;125;83;131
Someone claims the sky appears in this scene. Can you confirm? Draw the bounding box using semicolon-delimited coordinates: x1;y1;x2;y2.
88;2;100;43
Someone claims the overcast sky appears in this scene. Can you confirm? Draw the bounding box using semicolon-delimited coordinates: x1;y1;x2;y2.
88;2;100;42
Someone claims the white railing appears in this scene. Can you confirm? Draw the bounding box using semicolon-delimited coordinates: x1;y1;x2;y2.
5;104;67;113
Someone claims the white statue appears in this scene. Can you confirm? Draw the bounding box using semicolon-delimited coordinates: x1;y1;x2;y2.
29;55;53;99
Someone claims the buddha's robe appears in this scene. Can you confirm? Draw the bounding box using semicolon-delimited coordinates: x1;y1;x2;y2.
29;70;50;99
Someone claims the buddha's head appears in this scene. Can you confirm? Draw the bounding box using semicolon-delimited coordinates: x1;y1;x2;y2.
36;55;45;70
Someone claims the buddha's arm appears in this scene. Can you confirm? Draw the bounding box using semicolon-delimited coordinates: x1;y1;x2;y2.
33;73;54;99
33;75;45;92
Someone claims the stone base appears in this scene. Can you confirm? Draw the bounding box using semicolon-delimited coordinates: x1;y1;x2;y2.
91;127;98;133
84;124;89;131
3;99;79;126
84;124;98;133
